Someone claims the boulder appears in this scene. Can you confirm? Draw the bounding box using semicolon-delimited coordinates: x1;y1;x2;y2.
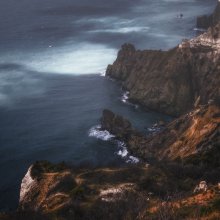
194;181;208;193
100;109;133;140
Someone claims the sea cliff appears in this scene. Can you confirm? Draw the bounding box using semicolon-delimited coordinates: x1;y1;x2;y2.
197;2;220;29
106;2;220;116
1;2;220;220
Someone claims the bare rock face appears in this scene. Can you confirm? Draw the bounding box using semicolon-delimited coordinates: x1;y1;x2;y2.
107;46;192;116
194;181;208;193
100;109;134;140
148;104;220;160
19;161;75;213
17;162;151;220
106;3;220;117
197;2;220;29
100;104;220;161
19;165;37;207
197;15;213;29
100;109;153;157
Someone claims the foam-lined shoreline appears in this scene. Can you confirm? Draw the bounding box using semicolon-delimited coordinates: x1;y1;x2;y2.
88;125;115;141
121;90;139;109
88;125;140;164
116;141;140;164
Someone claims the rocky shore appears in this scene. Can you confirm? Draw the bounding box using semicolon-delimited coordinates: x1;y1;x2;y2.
106;3;220;116
1;2;220;220
100;104;220;161
103;1;220;163
197;2;220;29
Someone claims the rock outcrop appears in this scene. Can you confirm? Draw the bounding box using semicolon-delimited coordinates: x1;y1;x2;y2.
106;3;220;117
197;2;220;29
100;109;134;140
15;151;220;220
147;104;220;160
100;109;152;158
19;161;75;213
16;161;152;220
101;104;220;161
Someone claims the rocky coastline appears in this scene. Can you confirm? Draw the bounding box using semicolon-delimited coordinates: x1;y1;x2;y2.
100;104;220;161
106;3;220;116
1;2;220;220
197;2;220;29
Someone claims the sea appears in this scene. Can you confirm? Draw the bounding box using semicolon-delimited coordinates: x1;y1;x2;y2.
0;0;216;211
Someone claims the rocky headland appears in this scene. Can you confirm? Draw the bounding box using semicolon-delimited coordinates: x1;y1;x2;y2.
100;104;220;161
197;2;220;29
106;3;220;116
1;2;220;220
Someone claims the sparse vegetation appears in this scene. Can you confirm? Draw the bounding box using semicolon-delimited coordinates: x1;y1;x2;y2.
31;161;67;179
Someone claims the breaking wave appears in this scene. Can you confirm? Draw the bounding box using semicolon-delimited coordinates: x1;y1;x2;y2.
88;126;140;164
116;141;140;164
88;125;115;141
121;91;139;109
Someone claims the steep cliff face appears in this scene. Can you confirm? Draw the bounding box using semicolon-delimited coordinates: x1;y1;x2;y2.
106;3;220;116
197;2;220;29
19;161;75;213
107;45;192;116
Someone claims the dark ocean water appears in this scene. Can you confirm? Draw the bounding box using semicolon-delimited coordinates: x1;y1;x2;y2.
0;0;217;211
0;73;171;210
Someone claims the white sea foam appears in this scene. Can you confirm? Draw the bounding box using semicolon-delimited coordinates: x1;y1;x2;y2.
147;127;160;132
126;156;140;164
88;125;115;141
90;26;150;34
99;69;106;77
117;148;128;158
1;43;117;75
193;27;206;32
89;125;140;163
147;123;163;133
116;141;128;157
121;91;129;103
116;141;140;164
121;91;139;109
